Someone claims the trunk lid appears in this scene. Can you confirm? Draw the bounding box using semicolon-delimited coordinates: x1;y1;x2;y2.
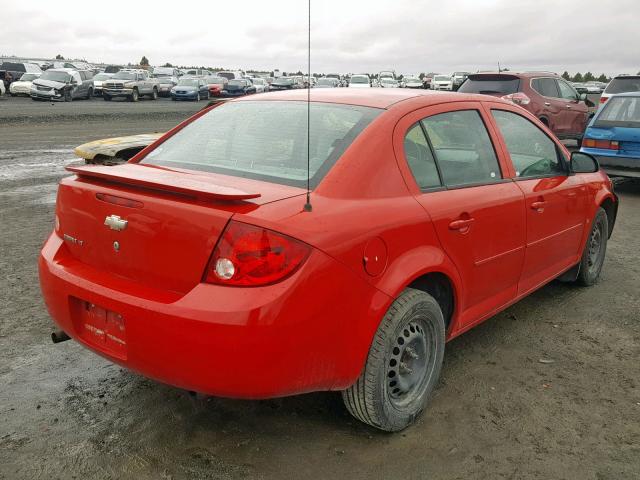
57;164;304;294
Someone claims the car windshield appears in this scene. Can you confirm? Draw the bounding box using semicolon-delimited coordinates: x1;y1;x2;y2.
275;78;293;84
19;73;39;81
217;72;235;80
94;73;110;80
350;76;369;84
112;72;136;80
153;68;174;76
434;76;450;81
595;96;640;127
317;78;336;86
252;79;264;85
404;77;420;83
205;77;226;84
381;78;395;84
605;77;640;94
229;80;245;86
458;75;521;95
141;101;381;188
178;79;199;87
40;71;71;82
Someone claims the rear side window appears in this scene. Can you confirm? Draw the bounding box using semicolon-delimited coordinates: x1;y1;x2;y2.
604;77;640;94
458;75;520;95
492;110;564;178
142;101;381;188
531;78;559;98
404;124;441;189
421;110;502;187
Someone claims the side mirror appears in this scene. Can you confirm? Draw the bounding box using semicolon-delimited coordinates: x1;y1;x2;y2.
570;152;599;173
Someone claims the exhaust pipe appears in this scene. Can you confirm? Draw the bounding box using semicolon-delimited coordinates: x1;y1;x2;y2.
51;330;71;344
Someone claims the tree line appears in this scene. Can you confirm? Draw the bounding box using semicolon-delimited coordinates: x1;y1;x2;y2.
561;71;611;83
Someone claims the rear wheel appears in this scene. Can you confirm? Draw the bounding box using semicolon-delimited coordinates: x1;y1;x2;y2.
86;88;93;99
150;87;158;100
576;208;608;286
342;288;445;432
64;89;72;102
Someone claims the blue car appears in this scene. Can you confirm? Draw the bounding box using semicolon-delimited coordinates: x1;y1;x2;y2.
171;78;210;101
581;92;640;178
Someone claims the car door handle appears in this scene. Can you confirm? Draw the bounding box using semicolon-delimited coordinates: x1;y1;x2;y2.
531;201;548;211
449;218;475;230
544;102;551;107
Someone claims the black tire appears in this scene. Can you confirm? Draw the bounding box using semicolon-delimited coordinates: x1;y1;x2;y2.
10;93;16;97
342;288;445;432
86;88;93;100
129;89;139;102
195;92;200;102
64;89;72;102
576;208;608;286
103;94;112;101
150;87;158;100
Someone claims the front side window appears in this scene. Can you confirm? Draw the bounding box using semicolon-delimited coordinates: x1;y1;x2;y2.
421;110;502;187
492;110;564;178
557;80;578;100
532;78;559;98
404;124;441;189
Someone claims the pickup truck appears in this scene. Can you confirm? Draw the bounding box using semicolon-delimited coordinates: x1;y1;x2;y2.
102;69;160;102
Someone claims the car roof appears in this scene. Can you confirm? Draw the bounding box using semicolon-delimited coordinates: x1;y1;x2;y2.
470;71;559;79
235;88;505;109
607;92;640;98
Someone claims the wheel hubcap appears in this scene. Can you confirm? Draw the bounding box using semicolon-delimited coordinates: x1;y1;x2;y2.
387;321;429;405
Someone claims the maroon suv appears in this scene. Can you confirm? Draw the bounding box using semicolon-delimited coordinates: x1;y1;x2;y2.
458;72;592;145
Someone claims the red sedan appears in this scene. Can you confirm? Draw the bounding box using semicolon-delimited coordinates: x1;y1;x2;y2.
39;89;618;431
203;75;227;97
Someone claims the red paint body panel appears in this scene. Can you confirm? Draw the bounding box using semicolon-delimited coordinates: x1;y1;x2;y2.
39;90;617;399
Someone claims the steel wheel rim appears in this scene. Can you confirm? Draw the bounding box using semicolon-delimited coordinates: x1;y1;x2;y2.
386;319;435;408
588;222;603;271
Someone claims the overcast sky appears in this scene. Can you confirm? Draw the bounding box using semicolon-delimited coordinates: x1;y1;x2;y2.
1;0;638;76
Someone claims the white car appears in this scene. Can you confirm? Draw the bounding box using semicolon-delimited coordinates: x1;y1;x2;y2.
9;73;41;96
379;77;400;88
250;78;269;93
91;72;113;96
403;77;423;89
431;75;454;91
0;81;5;97
348;74;371;88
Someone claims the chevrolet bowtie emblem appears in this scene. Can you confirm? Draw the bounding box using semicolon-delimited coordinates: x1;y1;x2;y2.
104;215;128;231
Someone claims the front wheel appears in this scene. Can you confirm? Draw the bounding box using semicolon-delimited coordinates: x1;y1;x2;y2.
86;88;93;99
103;94;112;101
195;93;200;102
342;288;445;432
129;89;139;102
150;88;158;100
576;208;608;286
64;89;72;102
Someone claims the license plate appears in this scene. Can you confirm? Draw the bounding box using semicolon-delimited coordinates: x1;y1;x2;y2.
74;299;127;359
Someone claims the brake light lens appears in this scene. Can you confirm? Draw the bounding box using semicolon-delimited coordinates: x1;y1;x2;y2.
501;92;531;106
204;221;311;286
600;96;609;104
583;138;619;150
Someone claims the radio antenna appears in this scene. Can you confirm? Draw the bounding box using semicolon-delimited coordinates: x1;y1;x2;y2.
303;0;313;212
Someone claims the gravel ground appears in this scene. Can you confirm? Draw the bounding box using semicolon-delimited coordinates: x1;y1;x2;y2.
0;96;639;480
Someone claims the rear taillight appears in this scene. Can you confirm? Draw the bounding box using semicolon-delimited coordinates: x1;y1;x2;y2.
204;221;311;286
600;96;609;104
583;139;619;150
501;92;531;106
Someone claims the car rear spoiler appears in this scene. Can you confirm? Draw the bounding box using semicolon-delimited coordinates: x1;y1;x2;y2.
67;163;261;201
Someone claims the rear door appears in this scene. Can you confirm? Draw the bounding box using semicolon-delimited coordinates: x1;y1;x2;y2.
486;104;588;294
396;102;526;328
530;77;565;133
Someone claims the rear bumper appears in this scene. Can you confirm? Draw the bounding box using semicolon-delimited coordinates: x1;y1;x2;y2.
586;151;640;178
39;233;389;399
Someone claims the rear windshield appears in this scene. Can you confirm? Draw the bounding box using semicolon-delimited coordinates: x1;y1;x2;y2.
141;101;381;188
1;62;26;72
595;96;640;128
604;77;640;94
458;75;520;95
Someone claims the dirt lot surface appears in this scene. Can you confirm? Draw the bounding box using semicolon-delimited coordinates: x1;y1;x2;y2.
1;96;639;480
